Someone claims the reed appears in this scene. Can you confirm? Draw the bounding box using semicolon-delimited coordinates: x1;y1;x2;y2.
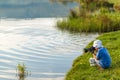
57;12;120;33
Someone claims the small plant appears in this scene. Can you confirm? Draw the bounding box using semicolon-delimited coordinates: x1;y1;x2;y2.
17;63;28;80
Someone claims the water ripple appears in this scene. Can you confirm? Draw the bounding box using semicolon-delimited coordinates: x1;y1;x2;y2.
0;18;98;80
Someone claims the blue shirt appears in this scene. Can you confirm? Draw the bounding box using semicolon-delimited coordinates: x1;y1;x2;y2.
96;47;111;68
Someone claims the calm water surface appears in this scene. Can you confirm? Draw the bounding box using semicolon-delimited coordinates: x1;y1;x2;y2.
0;18;98;80
0;0;77;18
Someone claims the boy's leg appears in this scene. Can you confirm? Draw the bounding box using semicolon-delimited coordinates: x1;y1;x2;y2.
89;58;104;70
95;59;104;70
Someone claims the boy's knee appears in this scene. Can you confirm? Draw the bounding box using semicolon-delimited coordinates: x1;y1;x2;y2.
89;58;95;63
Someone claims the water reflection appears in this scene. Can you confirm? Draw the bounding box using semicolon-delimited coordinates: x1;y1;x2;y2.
49;0;74;5
0;0;77;18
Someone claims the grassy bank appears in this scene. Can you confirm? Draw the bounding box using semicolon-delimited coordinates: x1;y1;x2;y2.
57;12;120;33
66;30;120;80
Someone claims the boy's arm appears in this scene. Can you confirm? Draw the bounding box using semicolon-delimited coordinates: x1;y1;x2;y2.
93;53;99;60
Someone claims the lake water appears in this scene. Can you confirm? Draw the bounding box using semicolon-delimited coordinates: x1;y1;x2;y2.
0;0;77;18
0;0;98;80
0;18;98;80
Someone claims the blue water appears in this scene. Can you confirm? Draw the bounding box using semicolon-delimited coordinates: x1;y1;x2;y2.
0;0;77;18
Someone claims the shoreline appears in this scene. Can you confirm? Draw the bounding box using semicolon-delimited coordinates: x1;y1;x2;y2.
65;30;120;80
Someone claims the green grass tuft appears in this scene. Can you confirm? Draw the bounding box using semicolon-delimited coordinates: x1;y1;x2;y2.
17;63;28;80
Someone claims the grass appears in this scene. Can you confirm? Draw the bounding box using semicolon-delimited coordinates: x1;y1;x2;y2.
109;0;120;4
56;0;120;33
65;30;120;80
57;12;120;33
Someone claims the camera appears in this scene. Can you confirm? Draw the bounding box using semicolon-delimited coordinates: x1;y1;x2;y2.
84;46;95;54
